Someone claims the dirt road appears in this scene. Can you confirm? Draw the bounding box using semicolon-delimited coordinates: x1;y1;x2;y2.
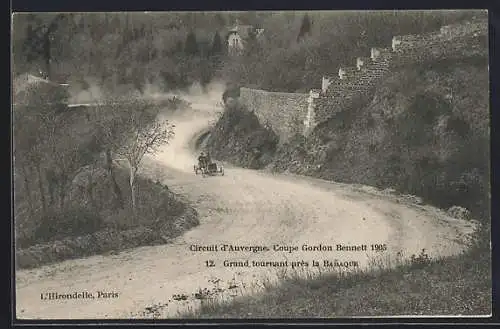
15;97;476;319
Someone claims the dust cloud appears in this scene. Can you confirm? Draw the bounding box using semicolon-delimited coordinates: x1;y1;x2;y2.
148;80;226;173
68;77;106;105
152;80;226;111
67;77;225;173
69;77;226;108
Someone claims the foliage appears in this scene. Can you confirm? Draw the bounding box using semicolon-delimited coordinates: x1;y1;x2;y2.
13;75;190;268
16;168;199;268
206;98;279;169
13;11;484;93
32;207;103;244
180;239;490;317
211;31;224;56
184;31;199;56
297;14;312;41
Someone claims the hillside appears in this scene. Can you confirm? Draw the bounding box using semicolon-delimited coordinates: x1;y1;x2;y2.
206;101;279;169
14;11;490;319
209;43;489;221
193;28;491;318
16;103;488;318
182;230;490;317
12;11;482;95
13;79;199;269
272;56;489;220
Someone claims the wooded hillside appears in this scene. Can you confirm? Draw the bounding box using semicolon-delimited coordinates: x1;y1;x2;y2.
12;11;482;94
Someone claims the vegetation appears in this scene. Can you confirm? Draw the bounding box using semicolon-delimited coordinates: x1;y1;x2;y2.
198;12;490;317
220;11;482;92
16;165;199;269
271;59;489;221
13;76;197;269
206;100;278;169
12;11;481;95
180;224;490;318
12;10;490;313
210;54;490;223
296;14;312;42
106;101;175;216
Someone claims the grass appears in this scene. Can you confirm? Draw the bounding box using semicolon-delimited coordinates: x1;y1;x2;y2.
179;230;491;318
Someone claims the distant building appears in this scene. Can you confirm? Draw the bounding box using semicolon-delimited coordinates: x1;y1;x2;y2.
13;73;70;107
226;20;264;55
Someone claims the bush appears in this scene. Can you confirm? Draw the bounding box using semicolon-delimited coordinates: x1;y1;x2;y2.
16;179;200;269
446;116;470;138
410;249;432;269
33;207;103;243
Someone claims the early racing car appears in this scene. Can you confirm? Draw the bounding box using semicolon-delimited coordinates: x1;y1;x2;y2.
194;161;224;177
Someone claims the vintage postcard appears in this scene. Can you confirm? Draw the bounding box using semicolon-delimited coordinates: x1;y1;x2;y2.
12;10;491;320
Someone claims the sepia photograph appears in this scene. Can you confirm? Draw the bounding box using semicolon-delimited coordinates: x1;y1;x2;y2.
12;10;491;320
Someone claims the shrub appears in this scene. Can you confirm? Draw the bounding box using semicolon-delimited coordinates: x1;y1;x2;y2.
446;116;470;138
33;207;103;243
410;249;432;269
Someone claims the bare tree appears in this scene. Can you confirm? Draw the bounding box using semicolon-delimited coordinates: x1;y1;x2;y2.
112;102;175;217
44;125;95;210
91;100;126;209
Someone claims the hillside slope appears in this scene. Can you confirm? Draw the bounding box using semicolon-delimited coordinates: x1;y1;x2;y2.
206;101;279;169
13;82;199;269
195;55;491;318
268;57;490;220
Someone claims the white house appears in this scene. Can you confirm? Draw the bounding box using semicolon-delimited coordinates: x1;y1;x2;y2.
226;22;264;55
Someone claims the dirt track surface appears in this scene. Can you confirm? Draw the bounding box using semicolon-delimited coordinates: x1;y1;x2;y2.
15;98;476;319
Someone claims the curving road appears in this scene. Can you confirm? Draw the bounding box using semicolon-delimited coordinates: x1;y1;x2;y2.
15;93;476;319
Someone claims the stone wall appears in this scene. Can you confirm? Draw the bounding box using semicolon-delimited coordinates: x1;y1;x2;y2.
313;18;488;130
238;18;488;142
239;87;309;143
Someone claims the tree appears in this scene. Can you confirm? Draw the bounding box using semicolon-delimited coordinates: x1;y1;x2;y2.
112;102;175;217
297;14;312;41
90;100;127;209
13;103;45;216
20;13;73;79
215;13;226;27
210;31;223;56
200;59;213;88
43;122;97;210
243;28;261;57
184;31;199;56
13;78;72;215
